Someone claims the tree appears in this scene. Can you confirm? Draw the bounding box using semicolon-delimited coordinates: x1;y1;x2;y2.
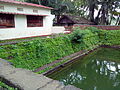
18;0;120;25
75;0;120;25
40;0;75;23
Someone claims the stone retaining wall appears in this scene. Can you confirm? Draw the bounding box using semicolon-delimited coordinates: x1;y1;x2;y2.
0;58;80;90
65;25;120;31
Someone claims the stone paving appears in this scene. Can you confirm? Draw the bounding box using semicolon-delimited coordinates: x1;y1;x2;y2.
0;58;81;90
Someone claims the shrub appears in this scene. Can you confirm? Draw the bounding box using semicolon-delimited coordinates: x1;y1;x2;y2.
0;27;120;71
69;29;84;43
0;81;17;90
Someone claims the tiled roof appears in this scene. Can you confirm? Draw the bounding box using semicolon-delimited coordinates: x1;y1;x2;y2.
60;15;95;24
0;11;48;16
0;0;53;9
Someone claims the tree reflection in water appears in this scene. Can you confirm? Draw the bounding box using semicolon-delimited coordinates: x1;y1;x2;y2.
48;48;120;90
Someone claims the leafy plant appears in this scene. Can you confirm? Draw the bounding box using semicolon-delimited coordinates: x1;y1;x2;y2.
0;81;17;90
69;29;84;43
0;27;120;72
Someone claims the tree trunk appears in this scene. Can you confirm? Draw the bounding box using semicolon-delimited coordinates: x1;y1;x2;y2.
88;0;95;22
56;15;60;24
100;2;108;25
95;8;102;25
118;21;120;25
109;13;113;25
115;15;120;25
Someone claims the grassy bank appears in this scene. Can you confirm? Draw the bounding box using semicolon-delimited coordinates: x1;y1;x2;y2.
0;81;17;90
0;27;120;71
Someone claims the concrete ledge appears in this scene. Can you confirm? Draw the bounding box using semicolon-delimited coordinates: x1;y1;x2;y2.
0;59;81;90
44;45;99;76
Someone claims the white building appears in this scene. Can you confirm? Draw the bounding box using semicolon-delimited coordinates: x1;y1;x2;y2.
0;0;55;40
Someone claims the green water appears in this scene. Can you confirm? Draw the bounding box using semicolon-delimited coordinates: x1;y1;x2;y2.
47;48;120;90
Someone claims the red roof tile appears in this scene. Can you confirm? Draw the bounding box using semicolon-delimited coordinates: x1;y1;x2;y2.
0;11;48;16
0;0;53;9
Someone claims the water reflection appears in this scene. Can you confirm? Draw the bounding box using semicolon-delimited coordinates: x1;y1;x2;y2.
57;60;120;90
48;48;120;90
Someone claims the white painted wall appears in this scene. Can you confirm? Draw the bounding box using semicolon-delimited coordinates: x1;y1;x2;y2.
0;2;51;15
0;2;55;40
0;15;55;40
51;26;71;34
52;26;65;34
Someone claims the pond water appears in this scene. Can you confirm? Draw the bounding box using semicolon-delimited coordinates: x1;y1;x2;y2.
47;48;120;90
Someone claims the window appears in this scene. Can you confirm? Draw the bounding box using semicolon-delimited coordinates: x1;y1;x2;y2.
27;15;43;27
17;8;23;11
0;14;15;28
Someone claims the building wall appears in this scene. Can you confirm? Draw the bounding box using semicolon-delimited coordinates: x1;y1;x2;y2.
73;25;120;30
0;2;51;15
64;25;120;31
52;26;65;34
0;15;55;40
0;2;55;40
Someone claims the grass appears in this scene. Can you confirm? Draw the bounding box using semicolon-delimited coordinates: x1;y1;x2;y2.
0;28;120;72
0;35;50;44
0;81;18;90
0;33;65;44
0;27;120;88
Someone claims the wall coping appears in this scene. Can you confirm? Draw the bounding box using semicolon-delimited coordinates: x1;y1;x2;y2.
0;58;81;90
